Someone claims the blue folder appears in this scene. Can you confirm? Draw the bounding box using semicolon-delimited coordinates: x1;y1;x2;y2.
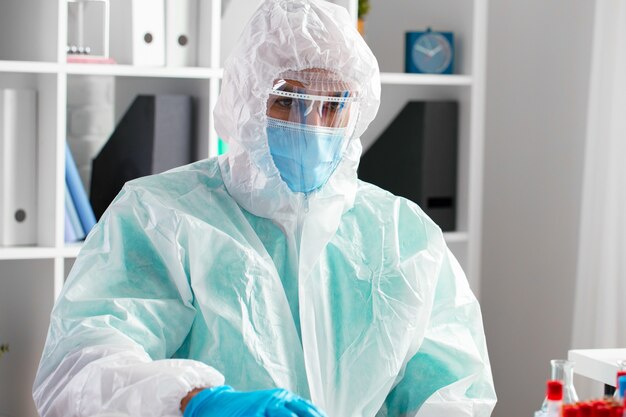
65;184;85;242
64;205;77;243
65;144;96;235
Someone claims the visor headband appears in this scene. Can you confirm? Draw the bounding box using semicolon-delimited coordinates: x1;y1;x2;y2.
270;89;357;103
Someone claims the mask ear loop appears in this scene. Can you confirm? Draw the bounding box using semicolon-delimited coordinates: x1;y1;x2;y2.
302;97;316;118
337;91;349;127
338;91;356;156
302;97;325;124
339;91;349;109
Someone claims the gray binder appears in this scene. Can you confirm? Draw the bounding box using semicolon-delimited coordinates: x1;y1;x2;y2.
359;101;458;231
90;94;194;219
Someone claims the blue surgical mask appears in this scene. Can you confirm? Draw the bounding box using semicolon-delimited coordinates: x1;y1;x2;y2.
267;117;347;193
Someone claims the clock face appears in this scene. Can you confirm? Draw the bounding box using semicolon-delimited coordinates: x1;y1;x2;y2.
411;33;453;74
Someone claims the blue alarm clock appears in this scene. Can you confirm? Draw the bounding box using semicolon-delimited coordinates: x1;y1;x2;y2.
406;28;454;74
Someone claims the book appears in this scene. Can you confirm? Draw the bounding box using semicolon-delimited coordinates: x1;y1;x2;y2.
65;184;85;242
66;144;96;236
0;89;37;246
64;209;77;243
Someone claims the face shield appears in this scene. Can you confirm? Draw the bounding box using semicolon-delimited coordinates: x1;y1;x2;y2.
266;70;361;194
267;80;359;130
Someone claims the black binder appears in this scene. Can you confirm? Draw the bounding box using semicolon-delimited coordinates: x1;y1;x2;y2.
90;94;195;219
358;101;458;231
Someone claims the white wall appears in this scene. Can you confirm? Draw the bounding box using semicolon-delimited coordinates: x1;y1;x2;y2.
481;1;595;416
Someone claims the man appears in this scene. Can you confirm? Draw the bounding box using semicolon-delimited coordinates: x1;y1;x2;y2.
33;0;496;416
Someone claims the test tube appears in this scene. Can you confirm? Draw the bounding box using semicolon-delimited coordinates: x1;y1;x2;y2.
545;380;563;417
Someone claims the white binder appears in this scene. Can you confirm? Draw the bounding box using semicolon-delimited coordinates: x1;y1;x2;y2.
109;0;165;66
0;89;37;246
165;0;198;67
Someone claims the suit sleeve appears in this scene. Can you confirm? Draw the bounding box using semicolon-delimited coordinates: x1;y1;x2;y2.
377;248;497;417
33;187;224;417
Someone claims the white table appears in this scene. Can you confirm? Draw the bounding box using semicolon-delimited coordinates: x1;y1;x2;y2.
568;348;626;392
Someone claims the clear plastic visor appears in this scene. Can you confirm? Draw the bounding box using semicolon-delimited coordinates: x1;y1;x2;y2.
267;79;359;132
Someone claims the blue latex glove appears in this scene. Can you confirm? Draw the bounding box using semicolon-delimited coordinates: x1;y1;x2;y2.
183;385;328;417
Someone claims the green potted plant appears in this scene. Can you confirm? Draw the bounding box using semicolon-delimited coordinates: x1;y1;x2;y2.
358;0;370;35
0;344;8;417
0;344;8;360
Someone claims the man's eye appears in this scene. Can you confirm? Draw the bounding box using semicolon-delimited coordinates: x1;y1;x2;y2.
277;98;293;108
324;102;340;112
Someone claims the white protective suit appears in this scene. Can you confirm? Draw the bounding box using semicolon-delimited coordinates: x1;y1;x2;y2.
33;0;497;416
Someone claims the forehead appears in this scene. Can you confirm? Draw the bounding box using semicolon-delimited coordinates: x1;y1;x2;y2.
271;68;356;96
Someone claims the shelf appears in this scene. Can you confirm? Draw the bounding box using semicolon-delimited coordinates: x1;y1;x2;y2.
0;60;59;74
443;231;469;243
380;72;472;86
0;61;224;80
0;243;83;260
65;64;222;79
59;243;82;258
0;0;489;415
0;63;472;87
0;246;58;260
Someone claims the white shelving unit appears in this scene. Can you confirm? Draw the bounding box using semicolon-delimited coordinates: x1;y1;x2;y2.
0;1;487;416
362;0;488;292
